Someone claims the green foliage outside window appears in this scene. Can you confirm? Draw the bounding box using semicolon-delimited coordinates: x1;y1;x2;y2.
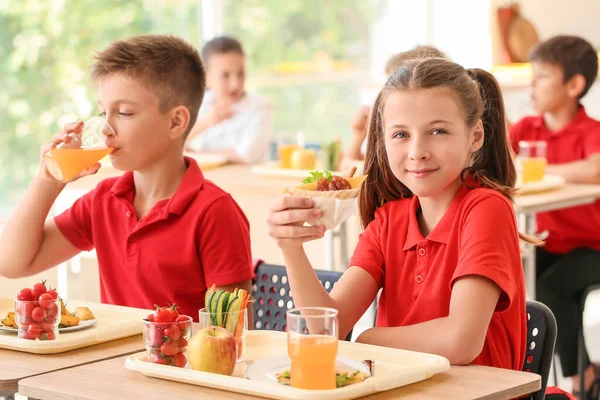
0;0;384;213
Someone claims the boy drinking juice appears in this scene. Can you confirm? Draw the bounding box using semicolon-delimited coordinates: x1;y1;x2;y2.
510;35;600;397
0;35;254;321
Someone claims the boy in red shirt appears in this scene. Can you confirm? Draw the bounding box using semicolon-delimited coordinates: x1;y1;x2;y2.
0;35;254;321
510;35;600;395
268;58;528;370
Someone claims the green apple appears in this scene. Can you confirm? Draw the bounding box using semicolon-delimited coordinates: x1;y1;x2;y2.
188;326;236;375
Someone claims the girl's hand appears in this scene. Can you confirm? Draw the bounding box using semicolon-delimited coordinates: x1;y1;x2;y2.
267;196;326;250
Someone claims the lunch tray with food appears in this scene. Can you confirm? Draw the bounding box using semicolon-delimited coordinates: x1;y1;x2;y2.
0;298;150;354
125;330;450;400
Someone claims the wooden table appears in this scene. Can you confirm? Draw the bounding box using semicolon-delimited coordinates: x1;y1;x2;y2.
18;354;540;400
0;335;143;398
514;183;600;298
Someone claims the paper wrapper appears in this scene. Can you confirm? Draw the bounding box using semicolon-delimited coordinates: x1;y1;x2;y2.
284;175;366;230
303;196;359;229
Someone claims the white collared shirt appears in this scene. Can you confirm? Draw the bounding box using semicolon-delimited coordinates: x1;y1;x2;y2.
187;91;273;164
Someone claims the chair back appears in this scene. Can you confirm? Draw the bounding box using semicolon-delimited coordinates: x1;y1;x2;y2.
524;300;557;400
252;262;352;340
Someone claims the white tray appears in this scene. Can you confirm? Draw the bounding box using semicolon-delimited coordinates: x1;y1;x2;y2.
252;161;345;180
100;152;227;171
0;298;150;354
516;174;565;195
125;330;449;400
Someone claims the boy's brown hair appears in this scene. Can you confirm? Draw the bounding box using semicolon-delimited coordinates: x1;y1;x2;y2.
201;36;245;66
384;45;447;76
91;34;206;138
529;35;598;99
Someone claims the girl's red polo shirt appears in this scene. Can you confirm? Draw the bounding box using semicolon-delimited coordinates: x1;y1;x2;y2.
350;184;527;370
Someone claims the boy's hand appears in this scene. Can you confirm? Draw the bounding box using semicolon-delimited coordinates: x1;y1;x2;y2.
36;120;101;184
267;196;326;250
350;106;370;139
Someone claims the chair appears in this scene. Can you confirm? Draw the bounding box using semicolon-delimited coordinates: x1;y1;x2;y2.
251;262;353;341
524;300;557;400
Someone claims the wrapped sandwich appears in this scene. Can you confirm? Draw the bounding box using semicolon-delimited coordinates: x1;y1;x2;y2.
284;167;366;230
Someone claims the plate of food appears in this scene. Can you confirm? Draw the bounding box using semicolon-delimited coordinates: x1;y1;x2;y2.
246;355;371;388
0;302;97;333
284;166;367;230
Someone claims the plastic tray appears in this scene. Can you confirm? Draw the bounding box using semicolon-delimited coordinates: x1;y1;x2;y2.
125;330;449;400
516;174;565;195
0;298;149;354
251;162;345;180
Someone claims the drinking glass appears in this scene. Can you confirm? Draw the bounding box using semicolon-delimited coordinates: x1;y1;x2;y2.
286;307;339;390
45;117;115;182
518;140;547;183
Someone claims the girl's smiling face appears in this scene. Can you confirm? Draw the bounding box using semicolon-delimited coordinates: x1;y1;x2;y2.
383;87;484;200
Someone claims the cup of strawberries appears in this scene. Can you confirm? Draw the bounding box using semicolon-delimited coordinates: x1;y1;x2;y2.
143;304;192;368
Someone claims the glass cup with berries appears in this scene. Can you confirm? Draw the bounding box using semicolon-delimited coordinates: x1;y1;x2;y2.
142;304;192;368
14;280;61;340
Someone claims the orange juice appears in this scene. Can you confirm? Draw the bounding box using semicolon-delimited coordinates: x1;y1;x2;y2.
45;147;113;182
288;334;338;390
278;144;300;169
521;157;547;183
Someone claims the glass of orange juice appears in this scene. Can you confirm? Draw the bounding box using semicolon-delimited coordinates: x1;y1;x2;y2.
277;144;300;169
518;140;547;183
45;117;114;182
287;307;339;390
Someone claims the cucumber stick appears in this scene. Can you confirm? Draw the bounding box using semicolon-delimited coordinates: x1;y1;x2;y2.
210;291;224;326
216;292;230;327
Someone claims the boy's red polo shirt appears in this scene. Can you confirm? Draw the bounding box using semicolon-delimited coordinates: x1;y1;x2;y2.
350;184;527;370
511;106;600;253
55;157;253;320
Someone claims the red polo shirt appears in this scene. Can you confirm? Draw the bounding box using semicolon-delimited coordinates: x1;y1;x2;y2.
55;157;253;320
350;184;526;370
511;106;600;254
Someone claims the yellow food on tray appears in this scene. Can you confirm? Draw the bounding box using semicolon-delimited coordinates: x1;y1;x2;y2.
61;299;69;316
58;300;95;328
275;368;368;388
74;307;95;321
60;314;80;328
1;312;17;328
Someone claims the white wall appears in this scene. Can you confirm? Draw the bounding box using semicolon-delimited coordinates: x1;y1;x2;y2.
368;0;494;86
368;0;430;83
430;0;493;69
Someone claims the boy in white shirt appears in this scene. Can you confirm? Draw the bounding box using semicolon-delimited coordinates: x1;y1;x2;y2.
187;36;273;164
